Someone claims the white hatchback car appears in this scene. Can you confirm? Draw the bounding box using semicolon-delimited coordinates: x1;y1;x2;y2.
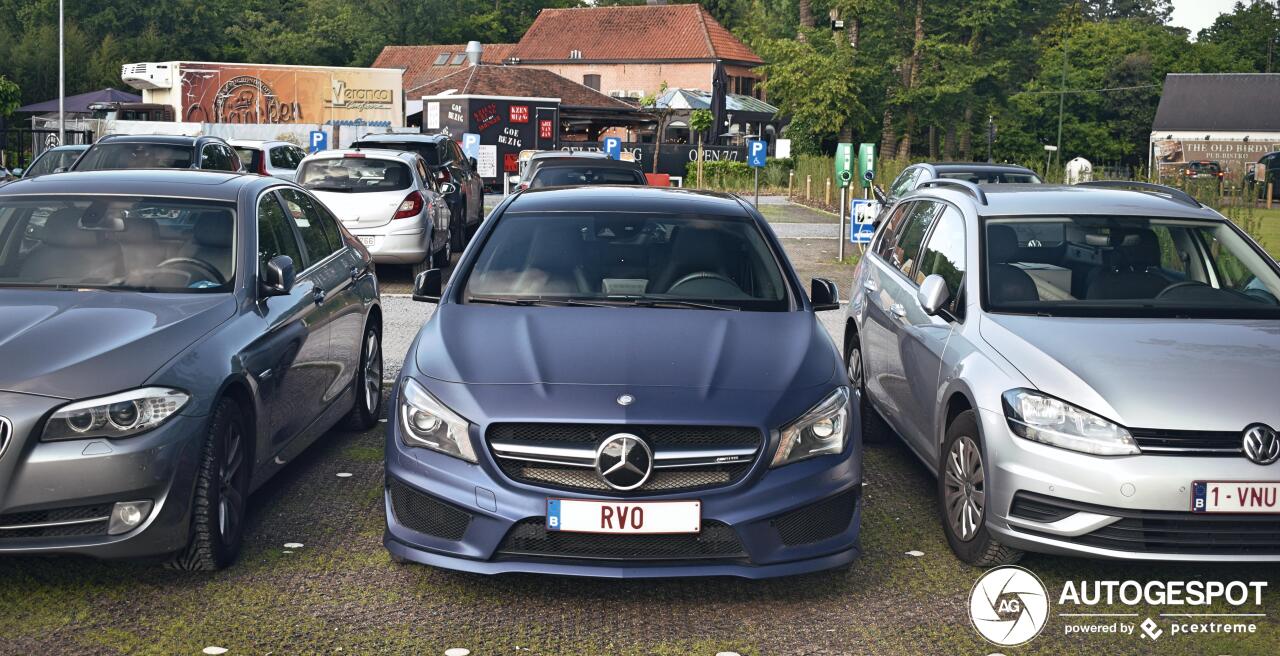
229;140;308;180
298;149;453;273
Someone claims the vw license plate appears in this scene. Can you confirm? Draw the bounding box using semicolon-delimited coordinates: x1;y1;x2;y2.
1193;481;1280;513
547;499;700;534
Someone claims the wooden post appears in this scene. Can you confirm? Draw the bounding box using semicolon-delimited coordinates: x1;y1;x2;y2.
788;170;794;197
825;177;831;206
1268;183;1274;210
806;175;812;200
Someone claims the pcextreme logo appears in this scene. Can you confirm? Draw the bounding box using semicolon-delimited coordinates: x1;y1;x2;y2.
969;566;1051;646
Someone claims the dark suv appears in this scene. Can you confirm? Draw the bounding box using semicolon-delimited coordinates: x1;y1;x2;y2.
72;134;242;173
348;133;484;251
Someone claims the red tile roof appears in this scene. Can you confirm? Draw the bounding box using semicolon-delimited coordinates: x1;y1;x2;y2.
510;5;762;65
373;44;516;92
409;65;639;111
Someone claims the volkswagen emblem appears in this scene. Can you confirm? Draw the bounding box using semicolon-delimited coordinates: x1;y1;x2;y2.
616;394;635;407
0;417;11;461
1243;424;1280;465
595;433;652;491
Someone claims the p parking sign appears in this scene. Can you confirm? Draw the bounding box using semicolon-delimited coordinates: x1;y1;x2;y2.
309;130;328;153
747;139;767;168
603;136;622;160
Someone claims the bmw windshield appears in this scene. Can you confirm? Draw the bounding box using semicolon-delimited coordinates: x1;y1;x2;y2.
983;215;1280;317
462;211;792;311
0;195;235;292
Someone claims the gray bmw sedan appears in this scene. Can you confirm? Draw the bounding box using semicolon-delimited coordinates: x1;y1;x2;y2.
847;180;1280;565
0;170;382;569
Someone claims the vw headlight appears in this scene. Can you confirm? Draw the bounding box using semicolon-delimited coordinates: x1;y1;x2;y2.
772;387;850;467
1002;389;1138;456
43;388;189;441
398;378;476;463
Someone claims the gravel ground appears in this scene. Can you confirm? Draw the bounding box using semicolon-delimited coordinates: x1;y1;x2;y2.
4;199;1278;655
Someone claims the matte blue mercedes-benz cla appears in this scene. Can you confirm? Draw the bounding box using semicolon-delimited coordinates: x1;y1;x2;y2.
385;186;861;578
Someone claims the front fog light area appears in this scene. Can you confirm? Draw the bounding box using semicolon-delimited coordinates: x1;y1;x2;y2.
1002;389;1139;456
772;387;850;467
108;500;154;535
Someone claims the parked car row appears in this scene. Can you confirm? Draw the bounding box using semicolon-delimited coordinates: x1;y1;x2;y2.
0;153;1275;576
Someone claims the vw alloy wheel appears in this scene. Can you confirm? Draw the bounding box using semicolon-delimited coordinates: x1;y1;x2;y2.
944;435;984;542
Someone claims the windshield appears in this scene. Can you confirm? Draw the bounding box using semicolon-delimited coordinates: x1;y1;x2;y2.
26;149;83;177
939;171;1042;184
0;195;235;292
234;147;263;172
983;216;1280;317
463;211;791;311
529;166;646;188
74;143;193;170
298;157;412;193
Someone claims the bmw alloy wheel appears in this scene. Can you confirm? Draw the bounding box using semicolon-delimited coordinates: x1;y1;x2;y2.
218;422;245;544
363;330;383;413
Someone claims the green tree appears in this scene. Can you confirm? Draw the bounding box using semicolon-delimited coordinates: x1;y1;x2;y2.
1199;1;1280;73
0;75;20;117
690;108;714;186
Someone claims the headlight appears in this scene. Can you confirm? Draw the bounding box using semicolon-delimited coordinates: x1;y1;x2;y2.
772;387;850;467
43;388;189;441
398;378;477;463
1001;389;1138;456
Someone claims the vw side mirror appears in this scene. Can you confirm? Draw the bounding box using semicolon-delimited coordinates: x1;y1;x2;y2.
413;268;443;303
811;278;840;312
261;255;296;297
918;274;950;316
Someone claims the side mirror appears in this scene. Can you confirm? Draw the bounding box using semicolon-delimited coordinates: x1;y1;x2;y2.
11;168;23;177
508;174;521;185
53;167;66;174
413;268;443;303
917;274;951;316
439;182;458;196
810;278;840;312
260;255;296;297
469;156;478;169
872;184;887;204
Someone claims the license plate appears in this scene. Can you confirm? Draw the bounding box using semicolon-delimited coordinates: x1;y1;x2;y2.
1193;481;1280;513
358;235;377;247
547;499;701;534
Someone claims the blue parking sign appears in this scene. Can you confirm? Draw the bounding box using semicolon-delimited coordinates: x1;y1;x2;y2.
461;133;480;159
603;136;621;160
747;139;767;168
309;130;328;153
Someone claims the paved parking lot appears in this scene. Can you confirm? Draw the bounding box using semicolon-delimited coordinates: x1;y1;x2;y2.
3;201;1278;655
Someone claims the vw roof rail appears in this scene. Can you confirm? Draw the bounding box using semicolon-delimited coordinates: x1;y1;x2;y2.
918;178;988;205
1073;180;1202;208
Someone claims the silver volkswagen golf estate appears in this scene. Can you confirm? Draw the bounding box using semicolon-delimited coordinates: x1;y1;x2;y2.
846;180;1280;565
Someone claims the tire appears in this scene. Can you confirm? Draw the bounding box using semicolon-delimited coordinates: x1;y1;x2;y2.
431;233;452;269
449;202;466;252
938;410;1023;567
846;332;892;444
343;323;383;431
169;398;250;571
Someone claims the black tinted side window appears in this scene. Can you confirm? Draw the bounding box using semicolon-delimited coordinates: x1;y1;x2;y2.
892;202;941;278
873;203;912;262
257;192;304;273
278;188;341;266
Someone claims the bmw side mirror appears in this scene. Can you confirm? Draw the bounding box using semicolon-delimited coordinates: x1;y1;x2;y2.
413;268;443;303
872;184;887;204
918;274;950;316
261;255;296;297
811;278;840;312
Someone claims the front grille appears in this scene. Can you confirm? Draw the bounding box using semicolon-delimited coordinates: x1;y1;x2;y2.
487;423;763;495
1130;428;1243;456
771;489;860;546
1009;492;1280;555
496;518;747;561
0;504;112;540
388;479;473;541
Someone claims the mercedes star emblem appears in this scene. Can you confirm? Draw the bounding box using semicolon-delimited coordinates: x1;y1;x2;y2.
1242;424;1280;465
595;433;653;491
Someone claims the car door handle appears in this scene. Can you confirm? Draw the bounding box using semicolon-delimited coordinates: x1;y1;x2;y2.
349;265;363;281
888;303;906;318
312;287;326;305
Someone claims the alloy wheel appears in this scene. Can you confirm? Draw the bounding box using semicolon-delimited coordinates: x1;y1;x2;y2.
363;330;383;413
943;435;985;542
217;422;245;545
847;346;864;391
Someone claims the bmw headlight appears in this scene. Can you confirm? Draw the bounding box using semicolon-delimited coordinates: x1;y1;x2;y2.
43;388;189;441
398;378;477;463
772;387;850;467
1002;389;1138;456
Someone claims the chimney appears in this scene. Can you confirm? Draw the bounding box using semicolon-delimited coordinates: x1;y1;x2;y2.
465;41;483;66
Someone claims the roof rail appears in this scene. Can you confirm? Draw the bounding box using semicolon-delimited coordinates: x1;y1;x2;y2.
918;178;988;205
1073;180;1202;208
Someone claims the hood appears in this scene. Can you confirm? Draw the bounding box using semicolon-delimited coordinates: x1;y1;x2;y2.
416;304;838;392
980;314;1280;431
311;189;407;229
0;290;236;399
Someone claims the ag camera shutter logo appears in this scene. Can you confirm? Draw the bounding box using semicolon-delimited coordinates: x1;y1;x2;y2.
969;566;1050;646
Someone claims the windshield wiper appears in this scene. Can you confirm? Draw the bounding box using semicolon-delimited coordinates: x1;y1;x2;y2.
468;296;617;308
625;298;740;311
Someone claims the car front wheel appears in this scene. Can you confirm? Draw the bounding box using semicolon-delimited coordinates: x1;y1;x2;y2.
344;324;383;430
170;397;250;571
938;410;1022;567
847;333;891;444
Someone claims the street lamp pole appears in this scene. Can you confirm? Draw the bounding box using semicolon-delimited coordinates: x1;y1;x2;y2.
58;0;65;145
